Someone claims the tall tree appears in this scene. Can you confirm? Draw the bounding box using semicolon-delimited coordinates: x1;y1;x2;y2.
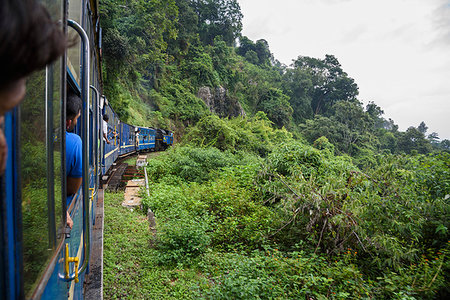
398;127;432;154
417;121;428;134
190;0;243;46
237;36;273;66
293;55;359;115
168;0;199;60
282;68;313;123
257;87;293;128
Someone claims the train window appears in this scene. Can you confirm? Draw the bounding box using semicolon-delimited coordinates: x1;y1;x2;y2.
19;3;64;295
20;71;54;297
67;0;82;84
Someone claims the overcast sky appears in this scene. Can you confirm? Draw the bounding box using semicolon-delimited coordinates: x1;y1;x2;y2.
238;0;450;140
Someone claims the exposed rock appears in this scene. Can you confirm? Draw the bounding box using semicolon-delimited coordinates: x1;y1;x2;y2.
197;86;246;118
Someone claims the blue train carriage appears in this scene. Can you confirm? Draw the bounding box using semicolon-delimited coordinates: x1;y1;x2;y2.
0;0;102;299
119;122;136;156
135;126;156;152
102;101;121;174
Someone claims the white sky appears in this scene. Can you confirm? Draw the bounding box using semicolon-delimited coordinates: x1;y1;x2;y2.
238;0;450;140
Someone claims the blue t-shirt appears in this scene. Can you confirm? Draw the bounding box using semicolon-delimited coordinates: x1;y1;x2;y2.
66;131;82;206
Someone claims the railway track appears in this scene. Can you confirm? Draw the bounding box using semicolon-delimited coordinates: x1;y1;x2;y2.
103;154;146;191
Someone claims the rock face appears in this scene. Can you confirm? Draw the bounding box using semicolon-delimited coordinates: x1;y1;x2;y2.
197;86;246;118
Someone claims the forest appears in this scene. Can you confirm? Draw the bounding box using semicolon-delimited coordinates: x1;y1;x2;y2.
100;0;449;298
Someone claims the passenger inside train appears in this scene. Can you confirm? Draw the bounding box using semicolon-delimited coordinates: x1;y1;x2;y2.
65;92;83;228
103;114;111;145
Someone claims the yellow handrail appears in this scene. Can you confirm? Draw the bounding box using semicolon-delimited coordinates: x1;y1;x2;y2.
64;243;79;283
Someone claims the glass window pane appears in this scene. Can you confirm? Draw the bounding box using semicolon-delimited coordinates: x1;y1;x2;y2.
21;71;52;297
53;60;63;238
19;0;63;297
68;0;82;83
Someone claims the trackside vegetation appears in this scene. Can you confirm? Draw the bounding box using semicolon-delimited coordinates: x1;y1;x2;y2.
100;0;450;299
139;119;449;299
104;117;449;299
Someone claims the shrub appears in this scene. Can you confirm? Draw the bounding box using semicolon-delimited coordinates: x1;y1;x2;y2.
146;146;259;183
155;214;212;266
183;114;295;156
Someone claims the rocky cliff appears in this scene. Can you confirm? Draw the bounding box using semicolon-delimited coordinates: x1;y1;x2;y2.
197;86;246;118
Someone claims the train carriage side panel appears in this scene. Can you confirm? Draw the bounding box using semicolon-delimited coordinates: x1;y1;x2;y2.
148;128;156;151
136;126;155;151
119;123;136;156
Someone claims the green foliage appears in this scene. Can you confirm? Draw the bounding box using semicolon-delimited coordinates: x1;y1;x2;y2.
292;54;359;115
146;145;259;183
100;0;179;124
282;67;314;123
99;1;450;296
257;87;293;128
143;156;274;263
191;0;243;46
155;213;212;266
21;141;47;183
237;36;272;66
313;136;335;155
21;187;49;294
152;79;209;124
180;43;220;87
103;192;203;299
199;250;371;299
183;114;293;156
110;138;450;298
398;127;433;154
254;143;449;286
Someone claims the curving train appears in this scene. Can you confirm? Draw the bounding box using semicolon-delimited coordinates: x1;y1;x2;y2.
0;0;171;299
103;102;173;175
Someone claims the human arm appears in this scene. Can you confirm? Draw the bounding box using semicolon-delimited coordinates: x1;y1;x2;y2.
103;131;110;144
66;211;73;229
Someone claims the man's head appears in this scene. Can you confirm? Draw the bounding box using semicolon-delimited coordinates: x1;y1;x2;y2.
66;92;82;132
103;114;109;122
0;0;66;116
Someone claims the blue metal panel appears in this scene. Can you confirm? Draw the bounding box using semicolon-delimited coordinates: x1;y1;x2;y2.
119;123;135;155
40;192;86;299
136;126;155;151
2;110;21;299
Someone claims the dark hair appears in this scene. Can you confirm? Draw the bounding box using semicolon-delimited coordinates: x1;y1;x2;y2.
67;92;82;120
0;0;66;90
103;114;109;121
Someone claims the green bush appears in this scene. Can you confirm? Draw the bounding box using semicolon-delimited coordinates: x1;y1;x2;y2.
146;146;259;183
155;215;212;266
199;250;371;299
183;114;294;156
142;142;449;298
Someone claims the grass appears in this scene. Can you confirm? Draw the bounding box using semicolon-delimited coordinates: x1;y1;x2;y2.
103;191;203;299
122;156;137;166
